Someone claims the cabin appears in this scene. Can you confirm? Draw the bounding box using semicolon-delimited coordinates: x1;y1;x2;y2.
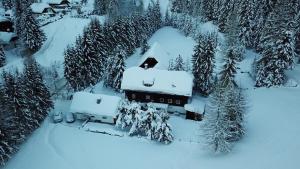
0;16;14;32
43;0;70;9
30;3;56;17
69;92;121;124
121;67;194;114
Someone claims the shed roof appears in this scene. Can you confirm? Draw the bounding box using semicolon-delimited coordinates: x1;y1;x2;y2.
70;92;121;117
121;67;194;97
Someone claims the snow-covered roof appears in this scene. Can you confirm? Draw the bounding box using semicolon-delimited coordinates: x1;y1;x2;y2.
139;42;171;69
0;32;16;45
0;16;9;22
184;98;206;113
42;0;69;5
70;92;121;117
30;3;53;14
121;67;194;97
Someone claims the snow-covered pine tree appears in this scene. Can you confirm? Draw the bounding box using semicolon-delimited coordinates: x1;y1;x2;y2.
116;100;141;130
2;0;13;10
104;46;126;91
140;39;150;55
202;81;232;154
107;0;120;23
238;0;255;48
173;55;185;71
155;112;173;144
1;71;27;141
219;47;237;88
201;0;221;22
81;25;104;86
21;8;46;52
0;125;15;166
225;86;246;142
256;1;296;87
164;9;173;26
218;0;234;33
170;0;191;14
131;14;147;47
0;45;5;67
146;1;162;35
88;18;108;69
295;12;300;63
140;105;160;140
192;34;215;96
23;58;53;125
94;0;109;15
64;44;81;91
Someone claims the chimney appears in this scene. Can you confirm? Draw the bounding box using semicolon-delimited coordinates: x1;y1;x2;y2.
144;63;148;69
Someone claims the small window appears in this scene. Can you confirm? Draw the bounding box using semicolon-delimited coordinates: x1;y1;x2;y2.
176;99;181;105
160;98;164;103
146;95;151;100
132;94;136;99
168;99;173;104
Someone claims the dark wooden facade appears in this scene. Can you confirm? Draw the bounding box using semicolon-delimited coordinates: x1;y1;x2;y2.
0;20;14;32
186;111;203;121
124;90;189;107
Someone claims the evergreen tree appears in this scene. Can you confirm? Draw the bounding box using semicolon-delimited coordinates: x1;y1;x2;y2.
192;34;215;96
2;0;13;10
202;82;232;154
64;44;82;91
21;8;46;52
219;47;237;87
107;0;120;23
140;39;150;55
238;0;255;48
104;46;126;90
0;45;5;67
218;0;234;33
173;55;185;71
2;71;27;139
155;112;173;144
256;1;296;87
94;0;109;15
224;86;246;142
23;58;53;124
294;12;300;63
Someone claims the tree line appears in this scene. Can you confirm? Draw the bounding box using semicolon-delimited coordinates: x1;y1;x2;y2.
0;58;53;166
171;0;300;87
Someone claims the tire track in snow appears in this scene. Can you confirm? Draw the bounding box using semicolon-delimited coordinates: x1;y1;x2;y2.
44;123;79;169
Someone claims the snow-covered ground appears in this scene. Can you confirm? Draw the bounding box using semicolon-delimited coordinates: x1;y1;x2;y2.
2;8;300;169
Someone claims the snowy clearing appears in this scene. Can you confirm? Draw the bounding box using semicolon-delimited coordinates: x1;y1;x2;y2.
3;20;300;168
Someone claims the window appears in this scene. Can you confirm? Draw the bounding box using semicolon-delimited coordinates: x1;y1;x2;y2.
176;99;181;105
131;94;136;99
168;99;173;104
102;116;107;119
160;98;164;103
146;95;151;100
